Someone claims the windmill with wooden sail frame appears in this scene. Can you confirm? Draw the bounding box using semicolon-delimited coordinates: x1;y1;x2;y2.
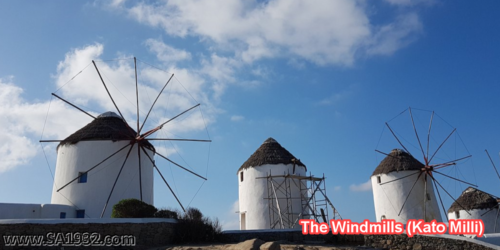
40;58;210;218
446;150;500;234
371;107;476;223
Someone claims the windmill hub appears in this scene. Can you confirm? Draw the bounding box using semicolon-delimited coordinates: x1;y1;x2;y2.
97;111;121;118
422;165;434;172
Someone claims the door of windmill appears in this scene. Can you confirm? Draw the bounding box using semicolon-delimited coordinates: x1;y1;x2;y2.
240;213;246;230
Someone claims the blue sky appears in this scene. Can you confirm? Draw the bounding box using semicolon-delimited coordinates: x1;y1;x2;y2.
1;0;500;229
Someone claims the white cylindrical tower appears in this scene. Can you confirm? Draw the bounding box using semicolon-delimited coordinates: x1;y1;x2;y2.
448;187;500;234
371;149;442;223
238;137;307;230
51;112;154;218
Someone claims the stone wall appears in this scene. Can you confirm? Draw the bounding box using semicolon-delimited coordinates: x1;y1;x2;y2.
0;219;176;249
2;221;499;250
365;234;498;250
222;229;364;245
222;229;499;250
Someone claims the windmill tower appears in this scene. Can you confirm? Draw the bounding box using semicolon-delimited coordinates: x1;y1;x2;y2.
448;187;500;234
237;138;307;230
50;112;155;218
372;108;477;224
446;150;500;234
42;58;210;219
372;149;442;223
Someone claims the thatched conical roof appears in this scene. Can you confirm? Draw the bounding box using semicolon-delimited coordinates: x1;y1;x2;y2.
372;149;424;176
58;111;154;150
238;137;306;173
448;187;498;213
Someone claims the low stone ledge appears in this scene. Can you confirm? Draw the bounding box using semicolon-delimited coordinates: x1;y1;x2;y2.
365;234;499;250
221;229;364;245
0;218;176;224
0;221;176;249
222;230;499;250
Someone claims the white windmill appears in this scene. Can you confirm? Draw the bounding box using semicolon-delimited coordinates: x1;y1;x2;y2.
50;111;156;218
372;107;476;223
446;150;500;233
372;149;442;223
41;58;210;218
447;186;500;234
238;137;341;230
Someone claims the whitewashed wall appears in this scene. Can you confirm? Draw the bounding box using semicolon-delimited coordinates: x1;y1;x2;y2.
238;164;307;230
51;141;154;218
0;203;75;219
0;203;42;219
371;171;442;223
41;204;77;218
449;208;500;234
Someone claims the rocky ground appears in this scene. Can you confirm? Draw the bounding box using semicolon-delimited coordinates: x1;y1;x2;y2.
150;238;379;250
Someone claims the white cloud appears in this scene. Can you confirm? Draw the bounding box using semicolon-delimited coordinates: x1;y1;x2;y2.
54;43;216;136
287;58;306;70
0;77;92;172
384;0;414;5
317;84;358;106
350;180;372;192
230;115;244;122
155;145;179;158
145;38;192;64
112;0;423;66
108;0;126;8
0;98;37;172
318;92;345;106
366;13;423;56
198;53;242;100
143;38;233;109
384;0;435;6
54;43;112;109
334;186;342;191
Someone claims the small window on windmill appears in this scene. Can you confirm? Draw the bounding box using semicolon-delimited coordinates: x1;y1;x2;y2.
60;212;66;219
377;176;381;184
455;211;460;219
426;193;431;201
240;172;244;182
78;172;87;183
76;210;85;218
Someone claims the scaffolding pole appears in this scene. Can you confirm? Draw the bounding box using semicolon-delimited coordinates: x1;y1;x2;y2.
259;172;342;229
